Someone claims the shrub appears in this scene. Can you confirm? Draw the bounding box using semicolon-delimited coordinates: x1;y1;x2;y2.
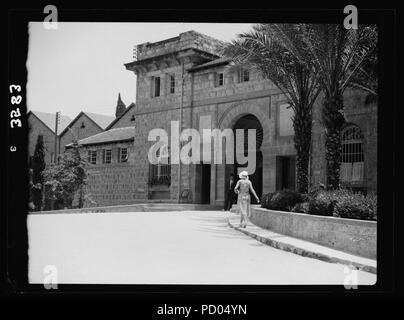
307;191;336;216
305;188;377;220
305;189;351;216
333;192;377;221
262;189;303;211
260;192;274;209
291;202;309;214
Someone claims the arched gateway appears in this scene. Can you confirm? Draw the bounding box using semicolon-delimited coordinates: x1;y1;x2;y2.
210;103;271;206
231;114;263;203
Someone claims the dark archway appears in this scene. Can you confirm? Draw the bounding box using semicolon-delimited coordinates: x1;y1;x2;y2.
232;114;263;204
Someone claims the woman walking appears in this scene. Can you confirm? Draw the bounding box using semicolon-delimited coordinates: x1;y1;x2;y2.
234;171;260;228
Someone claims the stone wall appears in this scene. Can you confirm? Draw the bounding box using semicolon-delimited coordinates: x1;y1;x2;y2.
79;141;136;207
60;113;104;152
136;30;223;61
110;109;137;129
250;207;377;259
310;89;377;193
84;164;136;207
28;114;56;165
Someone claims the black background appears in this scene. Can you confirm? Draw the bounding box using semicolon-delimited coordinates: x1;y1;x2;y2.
2;2;400;305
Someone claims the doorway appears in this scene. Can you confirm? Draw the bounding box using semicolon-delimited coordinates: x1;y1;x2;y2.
232;114;263;204
276;156;296;190
200;164;211;204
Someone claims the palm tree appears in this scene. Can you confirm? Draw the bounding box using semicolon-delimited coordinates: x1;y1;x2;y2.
222;24;321;193
299;24;377;189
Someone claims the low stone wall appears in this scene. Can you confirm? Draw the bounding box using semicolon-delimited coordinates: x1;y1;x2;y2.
249;207;377;259
30;203;223;214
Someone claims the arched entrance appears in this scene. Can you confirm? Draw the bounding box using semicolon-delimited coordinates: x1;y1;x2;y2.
231;114;263;204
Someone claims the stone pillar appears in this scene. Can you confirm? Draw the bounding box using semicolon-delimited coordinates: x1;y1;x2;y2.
262;147;276;194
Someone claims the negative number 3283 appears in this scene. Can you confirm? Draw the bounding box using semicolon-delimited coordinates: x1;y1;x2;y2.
9;85;22;128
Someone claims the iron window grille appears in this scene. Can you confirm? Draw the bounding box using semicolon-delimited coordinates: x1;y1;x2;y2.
149;146;171;186
340;124;365;185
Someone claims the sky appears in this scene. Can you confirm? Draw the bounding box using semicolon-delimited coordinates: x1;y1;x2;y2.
27;22;253;119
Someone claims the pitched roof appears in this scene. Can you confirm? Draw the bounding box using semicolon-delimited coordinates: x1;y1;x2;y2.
59;111;115;137
84;112;115;129
29;110;72;133
66;126;135;147
106;102;136;130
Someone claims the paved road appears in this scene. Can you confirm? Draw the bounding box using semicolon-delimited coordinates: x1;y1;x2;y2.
28;211;376;285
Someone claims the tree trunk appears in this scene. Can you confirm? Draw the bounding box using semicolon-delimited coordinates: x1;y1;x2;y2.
293;102;312;194
322;92;345;190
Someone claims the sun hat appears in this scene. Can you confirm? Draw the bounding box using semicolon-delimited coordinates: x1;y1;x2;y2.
239;171;248;179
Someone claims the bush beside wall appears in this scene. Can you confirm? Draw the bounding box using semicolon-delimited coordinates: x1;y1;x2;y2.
261;188;377;221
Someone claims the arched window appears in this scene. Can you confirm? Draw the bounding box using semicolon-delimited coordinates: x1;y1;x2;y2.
340;125;364;184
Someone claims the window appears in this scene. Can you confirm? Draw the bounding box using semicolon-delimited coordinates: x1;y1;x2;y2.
102;149;112;164
238;68;249;83
87;150;97;164
152;76;161;97
215;72;224;87
340;125;364;184
149;146;171;186
169;75;175;94
118;147;128;163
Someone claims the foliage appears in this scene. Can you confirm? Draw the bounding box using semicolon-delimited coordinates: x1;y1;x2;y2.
260;192;274;209
149;176;171;186
261;187;376;221
261;189;303;211
333;191;377;220
43;140;88;209
298;24;378;189
222;24;321;193
306;190;339;216
28;168;36;212
291;202;309;214
32;134;46;211
305;188;377;220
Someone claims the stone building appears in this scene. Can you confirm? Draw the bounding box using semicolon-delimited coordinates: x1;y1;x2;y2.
79;30;377;207
66;126;136;206
28;110;72;165
59;111;115;152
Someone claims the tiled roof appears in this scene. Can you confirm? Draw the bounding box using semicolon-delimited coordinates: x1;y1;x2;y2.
66;126;135;147
84;112;115;129
29;110;72;133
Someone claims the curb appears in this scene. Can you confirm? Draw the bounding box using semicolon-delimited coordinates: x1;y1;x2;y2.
227;218;376;274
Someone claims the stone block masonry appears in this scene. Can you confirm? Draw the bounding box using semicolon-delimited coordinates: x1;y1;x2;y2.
85;164;137;207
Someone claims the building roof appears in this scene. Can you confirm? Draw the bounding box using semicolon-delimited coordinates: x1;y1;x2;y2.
66;126;135;147
106;102;136;130
59;111;115;137
28;110;72;133
84;112;115;129
187;57;232;72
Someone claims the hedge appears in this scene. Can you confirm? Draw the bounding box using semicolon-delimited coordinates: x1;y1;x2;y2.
261;188;377;221
261;190;303;212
